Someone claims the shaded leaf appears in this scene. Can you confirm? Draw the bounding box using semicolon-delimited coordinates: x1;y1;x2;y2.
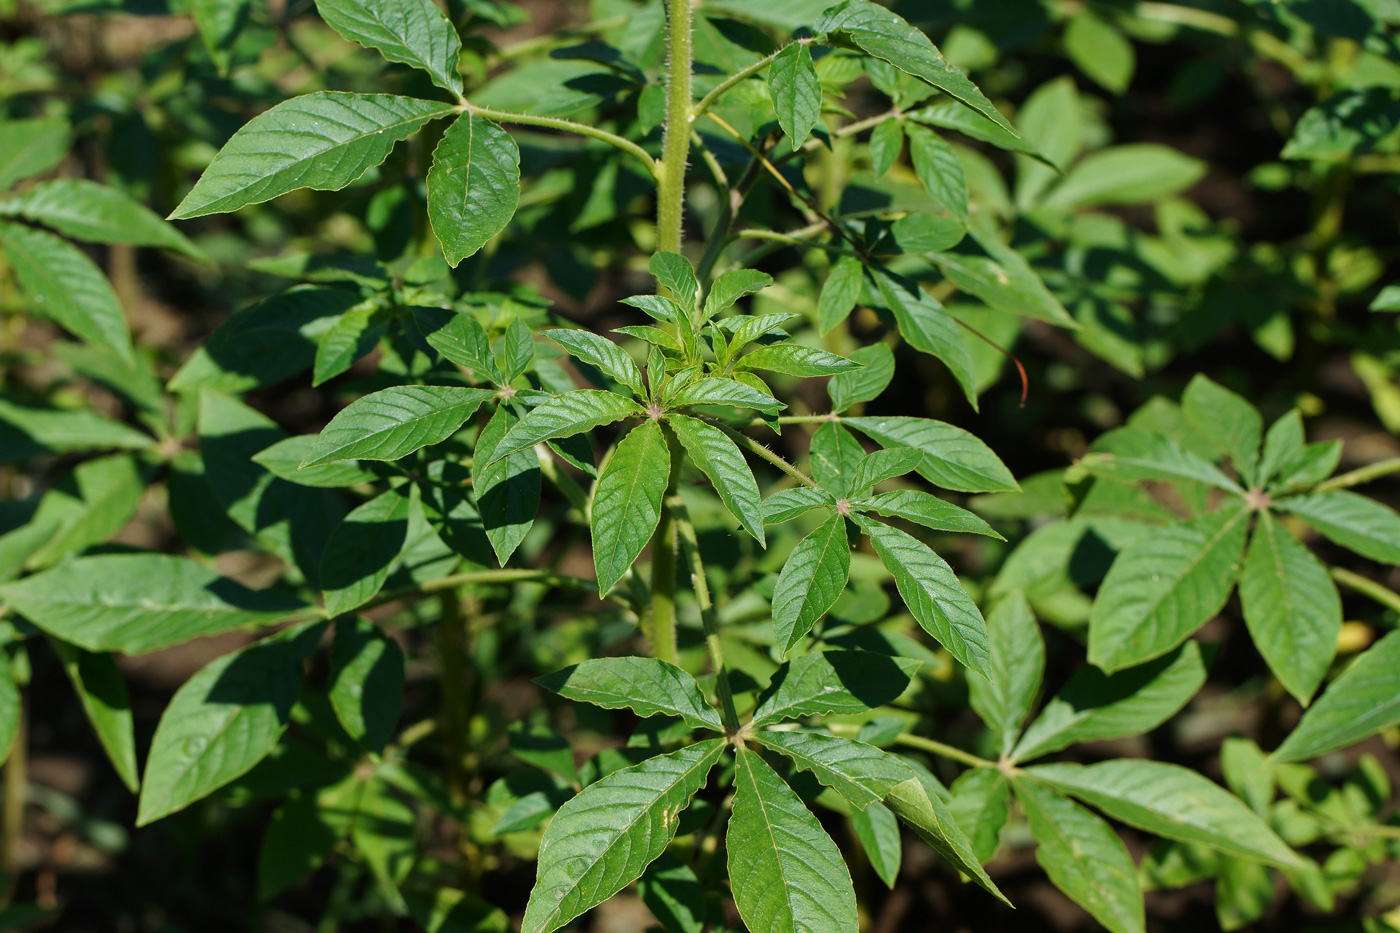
591;420;670;594
751;650;920;726
771;512;850;652
536;657;723;732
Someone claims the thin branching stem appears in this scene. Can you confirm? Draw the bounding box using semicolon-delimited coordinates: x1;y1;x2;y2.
671;497;741;732
1316;456;1400;492
464;103;658;178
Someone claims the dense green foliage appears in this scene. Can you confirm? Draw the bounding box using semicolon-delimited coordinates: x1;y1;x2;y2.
2;0;1400;931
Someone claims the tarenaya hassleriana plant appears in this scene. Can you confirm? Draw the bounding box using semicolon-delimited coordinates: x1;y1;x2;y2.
1;0;1400;931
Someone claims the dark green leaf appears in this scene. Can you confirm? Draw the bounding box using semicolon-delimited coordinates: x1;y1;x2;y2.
769;41;822;149
967;591;1043;756
845;415;1018;493
651;252;698;315
704;269;772;320
667;377;784;412
1277;491;1400;565
427;114;521;265
668;414;764;545
851;802;902;888
591;420;670;594
883;777;1008;903
253;436;377;488
474;405;541;565
861;489;1001;538
849;447;923;493
751;650;920;726
771;512;850;652
328;617;404;753
312;300;384;387
537;657;723;731
491;390;642;463
906;124;967;227
50;639;139;792
763;486;835;524
736;344;861;377
873;273;979;407
545;329;645;398
818;255;865;336
314;0;463;93
827;343;893;411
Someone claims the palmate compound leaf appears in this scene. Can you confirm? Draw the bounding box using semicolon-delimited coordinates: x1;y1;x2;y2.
171;93;456;219
1013;776;1144;933
768;41;822;150
666;414;764;545
0;220;134;363
301;385;495;466
591;419;670;594
1237;511;1341;705
770;511;850;652
522;739;725;933
314;0;463;95
814;0;1014;133
1271;629;1400;763
727;745;858;933
883;777;1008;903
751;650;921;727
1087;502;1249;674
137;621;325;825
854;515;992;679
754;731;915;809
0;554;308;655
1027;760;1299;869
427;114;521;265
535;657;724;732
489;390;644;463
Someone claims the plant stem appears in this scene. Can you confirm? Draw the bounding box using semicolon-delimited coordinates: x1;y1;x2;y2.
1316;456;1400;492
437;591;474;802
711;420;823;488
464;103;657;178
1331;567;1400;615
671;497;741;732
691;42;798;123
829;722;994;769
656;0;694;254
647;426;686;665
367;568;611;612
0;694;22;908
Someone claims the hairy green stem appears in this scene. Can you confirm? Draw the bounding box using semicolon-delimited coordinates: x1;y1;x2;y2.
1316;456;1400;492
671;498;741;732
692;42;801;123
465;104;657;178
712;421;822;488
647;425;686;665
1331;567;1400;615
830;723;994;769
656;0;694;254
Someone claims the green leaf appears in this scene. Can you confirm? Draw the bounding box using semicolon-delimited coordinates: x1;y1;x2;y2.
320;487;412;616
498;318;534;384
815;0;1013;132
0;652;19;769
491;390;642;463
312;300;384;387
769;41;822;149
1182;375;1262;486
828;343;892;411
253;436;378;488
736;344;861;377
24;453;145;570
1257;410;1304;485
1012;642;1207;762
1216;854;1272;931
754;732;913;809
872;273;979;408
967;591;1043;757
188;0;247;73
851;802;902;888
810;421;865;494
861;489;1001;538
328;617;404;754
771;512;851;652
137;622;324;825
667;414;764;545
427;114;521;265
845;416;1018;493
1277;491;1400;565
849;447;924;494
168;286;361;393
0;554;306;655
912;101;1051;163
1027;760;1299;869
314;0;463;93
638;854;705;933
50;639;139;792
1282;86;1400;160
474;405;541;565
926;229;1076;328
1238;512;1340;705
1014;77;1081;208
0;118;70;189
1081;427;1241;494
258;787;347;901
406;887;510;933
751;650;920;727
668;377;784;412
883;777;1008;903
545;329;645;398
591;420;670;594
1088;504;1249;673
522;739;724;933
536;657;723;732
0;220;133;363
651;252;698;314
763;486;835;524
1271;629;1400;763
1064;13;1135;94
171;93;455;218
1042;144;1206;211
415;308;501;382
302;385;494;466
948;769;1010;864
1013;777;1144;933
0;179;201;259
704;269;772;320
0;398;150;462
818;255;865;335
905;124;968;227
856;515;991;678
728;745;858;933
